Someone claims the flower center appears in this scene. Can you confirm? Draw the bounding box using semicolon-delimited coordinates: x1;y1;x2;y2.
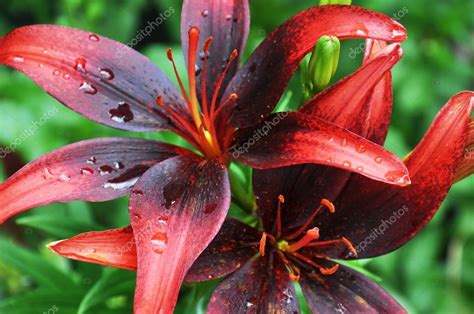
259;195;357;281
158;27;239;160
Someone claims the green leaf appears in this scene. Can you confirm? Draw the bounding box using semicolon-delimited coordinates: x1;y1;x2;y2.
16;216;104;239
78;268;135;314
0;237;76;291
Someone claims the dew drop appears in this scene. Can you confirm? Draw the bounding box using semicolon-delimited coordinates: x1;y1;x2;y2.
103;177;139;190
74;58;87;73
98;67;114;80
87;156;97;165
356;144;367;153
80;167;94;175
374;157;383;164
351;24;369;36
246;302;255;308
59;173;71;182
113;161;124;170
356;166;364;172
343;161;352;168
201;9;209;17
385;171;410;185
195;65;202;76
13;56;24;63
109;102;134;123
157;216;169;225
42;49;48;54
79;82;97;95
204;203;218;214
53;70;60;76
89;34;100;42
63;73;71;80
150;232;168;254
43;168;54;179
225;14;232;21
98;165;114;176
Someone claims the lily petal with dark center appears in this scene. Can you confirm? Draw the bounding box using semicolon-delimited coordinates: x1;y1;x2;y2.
0;25;190;132
128;154;230;313
0;138;186;223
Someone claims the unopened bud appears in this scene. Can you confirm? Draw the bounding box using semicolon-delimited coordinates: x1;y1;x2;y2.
308;35;340;92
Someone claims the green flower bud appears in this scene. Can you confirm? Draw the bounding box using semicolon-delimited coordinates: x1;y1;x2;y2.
319;0;352;5
308;35;340;92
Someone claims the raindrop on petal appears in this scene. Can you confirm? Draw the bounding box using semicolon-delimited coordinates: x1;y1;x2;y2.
12;56;24;63
150;232;168;254
98;67;114;80
343;161;352;168
98;165;114;176
87;156;97;165
201;10;209;17
374;157;383;164
80;167;94;175
79;82;97;95
59;174;71;182
89;34;100;42
74;58;87;73
109;102;134;123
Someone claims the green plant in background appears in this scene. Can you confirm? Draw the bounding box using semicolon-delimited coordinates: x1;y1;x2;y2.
0;0;472;313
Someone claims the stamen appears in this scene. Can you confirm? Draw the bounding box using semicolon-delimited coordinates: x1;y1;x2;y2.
276;250;301;281
167;48;191;106
187;27;203;129
291;252;339;275
210;93;238;126
276;194;285;237
286;198;335;240
259;232;267;257
306;237;358;258
285;227;320;253
209;49;239;119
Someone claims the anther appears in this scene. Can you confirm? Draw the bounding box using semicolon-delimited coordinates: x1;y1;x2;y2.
259;232;267;257
286;198;335;240
285;227;320;253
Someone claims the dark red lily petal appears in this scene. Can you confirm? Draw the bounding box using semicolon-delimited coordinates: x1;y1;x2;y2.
253;43;401;231
317;92;474;259
181;0;250;106
0;138;185;223
0;25;190;133
454;118;474;183
129;154;230;313
207;254;299;313
233;112;410;186
301;42;400;143
186;218;260;282
48;227;137;271
300;263;406;313
224;5;406;128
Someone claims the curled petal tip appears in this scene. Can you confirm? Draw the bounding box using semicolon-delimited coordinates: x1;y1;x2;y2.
390;20;407;41
46;240;65;251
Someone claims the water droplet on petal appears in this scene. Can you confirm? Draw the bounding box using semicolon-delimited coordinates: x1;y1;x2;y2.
356;144;367;153
13;56;24;63
87;156;97;165
80;167;94;175
374;157;383;164
343;161;352;168
225;14;232;21
356;166;364;172
79;82;97;95
89;34;100;42
246;302;255;308
74;58;87;73
132;190;144;196
63;73;71;80
43;168;54;179
195;65;202;76
98;165;114;176
351;24;369;36
98;67;114;80
204;203;217;214
109;102;134;123
59;174;71;182
150;232;168;254
157;216;169;225
53;70;60;76
103;177;139;190
201;9;209;17
385;171;410;185
113;161;124;169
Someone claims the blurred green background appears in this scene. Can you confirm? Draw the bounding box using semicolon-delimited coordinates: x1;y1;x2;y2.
0;0;472;313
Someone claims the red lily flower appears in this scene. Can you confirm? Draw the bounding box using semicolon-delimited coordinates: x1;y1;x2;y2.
0;1;411;312
49;91;473;312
